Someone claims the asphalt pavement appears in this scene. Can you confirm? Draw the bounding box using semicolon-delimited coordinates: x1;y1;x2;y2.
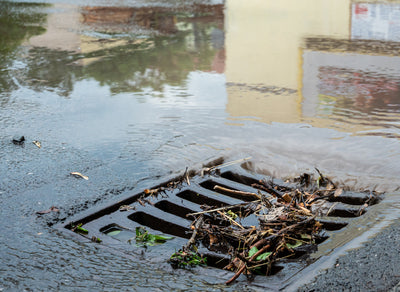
298;219;400;292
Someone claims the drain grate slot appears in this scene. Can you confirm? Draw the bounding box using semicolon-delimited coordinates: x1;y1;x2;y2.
327;207;364;217
202;252;231;269
316;219;348;231
154;200;196;219
326;191;379;205
220;171;263;186
176;190;229;207
128;212;191;239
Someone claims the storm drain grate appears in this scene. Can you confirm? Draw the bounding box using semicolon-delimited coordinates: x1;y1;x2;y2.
59;160;381;289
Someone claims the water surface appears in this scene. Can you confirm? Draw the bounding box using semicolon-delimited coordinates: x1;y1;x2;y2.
1;0;400;290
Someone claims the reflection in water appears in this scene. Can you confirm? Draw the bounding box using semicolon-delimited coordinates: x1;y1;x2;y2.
3;4;225;98
225;0;400;139
0;2;48;56
0;2;48;95
319;67;400;112
81;5;224;35
352;3;400;41
82;7;173;34
302;38;400;137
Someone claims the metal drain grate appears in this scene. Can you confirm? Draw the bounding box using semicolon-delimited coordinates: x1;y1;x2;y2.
59;161;380;289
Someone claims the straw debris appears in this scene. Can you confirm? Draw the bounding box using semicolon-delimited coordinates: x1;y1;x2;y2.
175;169;378;284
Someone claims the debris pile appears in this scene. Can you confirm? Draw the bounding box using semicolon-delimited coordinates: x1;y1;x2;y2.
171;168;378;284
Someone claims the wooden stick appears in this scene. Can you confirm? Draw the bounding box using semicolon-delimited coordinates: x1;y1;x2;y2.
254;216;315;249
184;215;204;251
213;185;261;200
250;243;271;260
297;205;312;215
226;262;246;285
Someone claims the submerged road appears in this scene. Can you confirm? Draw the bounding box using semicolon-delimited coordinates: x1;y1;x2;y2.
2;0;400;291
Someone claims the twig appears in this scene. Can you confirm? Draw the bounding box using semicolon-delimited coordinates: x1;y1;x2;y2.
252;217;315;250
213;185;261;200
226;218;315;285
251;182;283;199
184;215;204;251
186;200;261;217
226;242;272;285
357;203;368;216
326;202;338;216
183;167;190;186
249;243;271;261
297;205;312;215
217;210;244;230
226;262;246;285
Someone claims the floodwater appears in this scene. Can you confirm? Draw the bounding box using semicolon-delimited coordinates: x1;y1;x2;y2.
1;0;400;290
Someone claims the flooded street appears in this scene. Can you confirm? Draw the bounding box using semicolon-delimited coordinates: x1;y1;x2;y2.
1;0;400;290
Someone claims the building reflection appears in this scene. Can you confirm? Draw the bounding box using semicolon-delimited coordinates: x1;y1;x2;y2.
225;0;400;138
225;0;350;124
81;5;224;35
6;0;400;138
301;1;400;135
18;3;225;96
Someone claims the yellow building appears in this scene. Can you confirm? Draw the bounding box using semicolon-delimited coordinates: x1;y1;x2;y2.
225;0;351;124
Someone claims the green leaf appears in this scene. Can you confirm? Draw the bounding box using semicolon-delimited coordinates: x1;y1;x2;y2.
107;230;121;236
248;246;259;258
256;251;272;261
226;210;238;219
248;247;271;261
74;223;88;234
169;250;207;269
144;233;155;242
286;240;303;249
135;226;173;245
153;234;174;242
300;233;312;240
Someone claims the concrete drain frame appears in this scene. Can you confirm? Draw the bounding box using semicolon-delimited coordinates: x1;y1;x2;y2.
58;158;381;290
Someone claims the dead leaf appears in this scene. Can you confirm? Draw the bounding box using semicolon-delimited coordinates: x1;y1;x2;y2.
144;188;159;195
70;172;89;180
209;233;218;246
32;141;41;148
326;182;335;191
282;193;292;203
334;188;343;197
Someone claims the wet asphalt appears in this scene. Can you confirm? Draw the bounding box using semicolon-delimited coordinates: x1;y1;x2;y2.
297;220;400;292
